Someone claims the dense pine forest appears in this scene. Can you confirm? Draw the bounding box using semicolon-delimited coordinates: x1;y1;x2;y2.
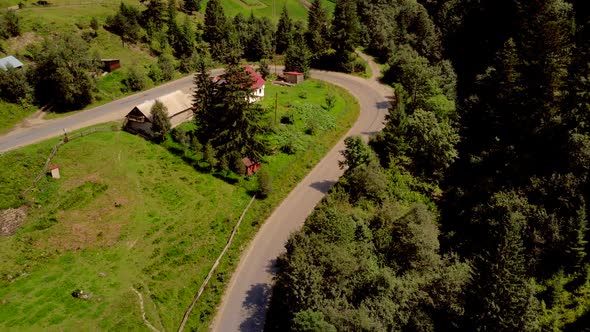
266;0;590;330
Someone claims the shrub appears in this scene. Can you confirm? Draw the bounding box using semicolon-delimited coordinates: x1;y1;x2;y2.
148;63;163;83
231;152;246;175
325;91;336;111
157;53;175;82
150;100;171;142
204;143;218;170
123;66;147;92
172;127;190;147
280;113;295;125
257;167;272;198
281;142;297;154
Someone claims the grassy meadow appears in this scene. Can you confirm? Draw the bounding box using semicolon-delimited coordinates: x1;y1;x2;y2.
0;79;359;331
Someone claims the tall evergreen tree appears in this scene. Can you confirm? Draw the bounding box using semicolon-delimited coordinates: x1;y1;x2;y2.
466;192;541;331
275;5;293;54
203;0;228;61
306;0;331;66
141;0;166;30
193;59;268;160
331;0;360;70
284;32;310;77
331;0;360;54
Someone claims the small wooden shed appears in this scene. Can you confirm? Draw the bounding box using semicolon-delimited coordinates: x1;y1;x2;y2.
48;165;60;179
101;59;121;72
284;71;304;84
242;157;261;175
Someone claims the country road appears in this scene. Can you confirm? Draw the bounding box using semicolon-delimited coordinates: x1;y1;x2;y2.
0;69;223;153
211;56;392;331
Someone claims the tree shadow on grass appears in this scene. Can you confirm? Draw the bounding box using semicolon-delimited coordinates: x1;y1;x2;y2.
213;171;240;185
239;283;273;332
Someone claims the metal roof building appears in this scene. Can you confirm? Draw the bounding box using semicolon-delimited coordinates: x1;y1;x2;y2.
0;56;24;71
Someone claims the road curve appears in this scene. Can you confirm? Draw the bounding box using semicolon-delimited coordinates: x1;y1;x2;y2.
210;59;392;332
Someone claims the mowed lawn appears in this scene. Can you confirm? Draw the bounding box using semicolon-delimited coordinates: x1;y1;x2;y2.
0;79;359;331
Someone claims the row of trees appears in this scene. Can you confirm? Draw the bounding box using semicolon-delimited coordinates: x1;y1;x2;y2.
202;0;366;74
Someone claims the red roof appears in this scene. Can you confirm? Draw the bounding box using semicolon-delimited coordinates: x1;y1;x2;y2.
214;65;266;90
284;71;304;76
48;165;60;171
244;65;266;89
242;157;258;167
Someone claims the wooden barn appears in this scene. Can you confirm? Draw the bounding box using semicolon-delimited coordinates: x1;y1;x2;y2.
101;59;121;72
284;71;304;84
125;90;193;137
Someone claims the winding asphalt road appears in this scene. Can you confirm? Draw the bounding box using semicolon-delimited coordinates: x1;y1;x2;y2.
210;56;392;331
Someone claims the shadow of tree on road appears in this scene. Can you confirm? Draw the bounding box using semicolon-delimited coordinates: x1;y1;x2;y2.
239;283;273;332
309;180;336;193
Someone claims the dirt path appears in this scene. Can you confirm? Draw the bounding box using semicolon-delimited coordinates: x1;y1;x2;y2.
210;54;392;332
131;287;161;332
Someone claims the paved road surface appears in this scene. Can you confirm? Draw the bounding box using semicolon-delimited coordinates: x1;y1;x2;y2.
0;69;222;153
211;58;392;332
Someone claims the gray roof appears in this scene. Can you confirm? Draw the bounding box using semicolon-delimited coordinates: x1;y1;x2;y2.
132;90;193;121
0;56;23;71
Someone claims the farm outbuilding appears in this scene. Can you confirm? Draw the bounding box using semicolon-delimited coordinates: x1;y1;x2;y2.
101;59;121;72
242;157;261;175
0;56;23;71
125;90;193;136
284;71;304;84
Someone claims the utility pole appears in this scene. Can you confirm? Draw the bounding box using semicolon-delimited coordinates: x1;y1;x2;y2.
274;92;278;126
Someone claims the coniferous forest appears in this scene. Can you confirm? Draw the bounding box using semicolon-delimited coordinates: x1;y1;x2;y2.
266;0;590;330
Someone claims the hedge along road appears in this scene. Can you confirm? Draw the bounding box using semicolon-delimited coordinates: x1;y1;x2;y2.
211;61;392;331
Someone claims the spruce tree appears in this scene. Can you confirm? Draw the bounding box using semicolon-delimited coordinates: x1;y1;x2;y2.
306;0;330;66
284;32;310;77
331;0;360;54
275;5;293;54
466;195;541;331
141;0;166;30
204;0;228;61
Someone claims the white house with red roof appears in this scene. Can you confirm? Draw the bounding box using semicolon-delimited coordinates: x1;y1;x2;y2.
244;65;265;103
214;65;266;103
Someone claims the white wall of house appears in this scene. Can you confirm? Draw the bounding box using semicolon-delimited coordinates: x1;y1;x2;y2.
249;84;265;103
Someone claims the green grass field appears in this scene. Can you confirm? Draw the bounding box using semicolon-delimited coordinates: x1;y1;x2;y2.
0;79;359;330
220;0;335;21
0;101;36;134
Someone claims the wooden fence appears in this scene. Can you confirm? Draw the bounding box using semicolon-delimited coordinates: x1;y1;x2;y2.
21;126;115;197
